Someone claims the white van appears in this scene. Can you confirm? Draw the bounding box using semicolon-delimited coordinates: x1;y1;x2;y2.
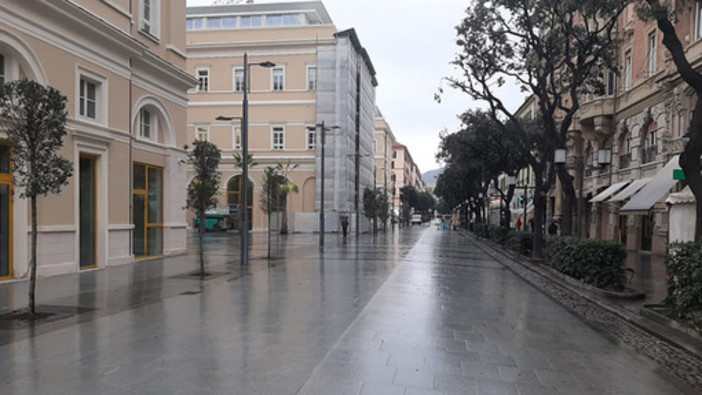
410;214;423;225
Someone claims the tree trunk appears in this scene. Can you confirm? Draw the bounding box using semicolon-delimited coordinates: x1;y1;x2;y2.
557;166;575;236
532;168;546;260
198;210;206;277
281;200;288;235
29;196;37;314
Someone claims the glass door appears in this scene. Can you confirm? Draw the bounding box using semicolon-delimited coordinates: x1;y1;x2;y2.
79;156;97;269
133;164;163;258
0;144;11;279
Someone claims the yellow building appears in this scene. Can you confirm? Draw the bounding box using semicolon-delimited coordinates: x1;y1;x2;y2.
0;0;196;280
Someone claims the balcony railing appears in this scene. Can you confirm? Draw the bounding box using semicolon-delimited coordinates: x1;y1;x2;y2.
642;145;657;164
619;153;631;169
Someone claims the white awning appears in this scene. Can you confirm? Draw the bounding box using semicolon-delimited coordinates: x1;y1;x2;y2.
620;155;681;213
608;178;651;202
666;185;696;205
590;181;630;203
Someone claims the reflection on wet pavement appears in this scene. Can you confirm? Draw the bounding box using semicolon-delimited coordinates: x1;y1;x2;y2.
0;226;696;394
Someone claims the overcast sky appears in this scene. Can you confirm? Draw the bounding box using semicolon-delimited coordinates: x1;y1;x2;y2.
185;0;526;174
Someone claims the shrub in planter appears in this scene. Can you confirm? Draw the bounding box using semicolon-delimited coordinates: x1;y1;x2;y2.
546;237;626;291
490;226;510;245
665;242;702;328
505;231;533;256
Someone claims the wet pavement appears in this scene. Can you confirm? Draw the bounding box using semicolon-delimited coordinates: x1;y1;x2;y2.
0;226;698;394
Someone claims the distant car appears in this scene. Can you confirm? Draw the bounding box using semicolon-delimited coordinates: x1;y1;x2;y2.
410;214;423;225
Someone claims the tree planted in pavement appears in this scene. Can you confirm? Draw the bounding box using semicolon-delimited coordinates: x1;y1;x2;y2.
185;140;222;278
0;79;73;314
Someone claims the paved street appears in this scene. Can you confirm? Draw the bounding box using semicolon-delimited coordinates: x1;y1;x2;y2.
0;226;698;394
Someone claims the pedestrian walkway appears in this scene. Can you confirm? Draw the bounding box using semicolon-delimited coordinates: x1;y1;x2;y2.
0;227;698;394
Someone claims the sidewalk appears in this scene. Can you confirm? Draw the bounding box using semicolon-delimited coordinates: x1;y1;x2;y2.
0;227;700;394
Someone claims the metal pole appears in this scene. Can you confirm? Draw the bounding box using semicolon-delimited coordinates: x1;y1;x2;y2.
241;52;249;266
578;159;584;238
319;121;325;248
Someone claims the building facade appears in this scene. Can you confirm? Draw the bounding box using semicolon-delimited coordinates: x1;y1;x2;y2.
186;1;377;233
0;0;195;281
570;3;699;256
390;142;424;218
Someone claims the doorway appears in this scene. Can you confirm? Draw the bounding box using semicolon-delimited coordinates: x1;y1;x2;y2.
641;214;653;251
133;164;163;258
0;144;11;279
227;175;253;231
79;155;97;269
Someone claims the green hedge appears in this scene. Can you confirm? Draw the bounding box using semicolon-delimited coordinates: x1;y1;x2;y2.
472;224;532;255
665;242;702;328
505;231;533;256
546;237;626;291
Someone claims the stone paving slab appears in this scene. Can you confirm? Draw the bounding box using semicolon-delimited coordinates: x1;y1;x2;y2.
468;232;702;393
298;229;698;395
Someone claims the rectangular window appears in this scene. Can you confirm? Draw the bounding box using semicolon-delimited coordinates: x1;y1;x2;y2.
283;14;301;26
272;127;285;150
391;161;395;169
272;68;284;91
207;17;222;29
240;15;262;28
140;0;159;37
606;70;616;96
392;151;397;159
196;126;209;141
648;33;657;75
624;54;632;90
139;109;153;139
79;78;97;119
307;126;316;150
187;17;204;30
267;15;283;26
696;2;702;40
234;68;244;92
307;66;317;91
0;54;5;85
197;68;209;92
233;126;241;149
223;17;236;28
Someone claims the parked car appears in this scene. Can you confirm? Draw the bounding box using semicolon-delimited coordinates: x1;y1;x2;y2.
410;214;423;225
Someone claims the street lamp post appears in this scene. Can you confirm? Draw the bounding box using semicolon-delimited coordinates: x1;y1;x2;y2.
554;147;610;237
316;121;339;248
217;52;275;266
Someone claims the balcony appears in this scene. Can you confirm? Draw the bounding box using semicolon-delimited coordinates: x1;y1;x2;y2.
619;153;631;169
578;96;615;124
642;145;657;164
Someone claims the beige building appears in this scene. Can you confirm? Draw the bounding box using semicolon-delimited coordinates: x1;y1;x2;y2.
390;142;424;217
0;0;195;281
186;1;378;233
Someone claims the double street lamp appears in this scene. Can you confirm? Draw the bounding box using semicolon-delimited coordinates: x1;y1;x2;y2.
217;52;275;266
554;148;611;237
316;121;340;248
